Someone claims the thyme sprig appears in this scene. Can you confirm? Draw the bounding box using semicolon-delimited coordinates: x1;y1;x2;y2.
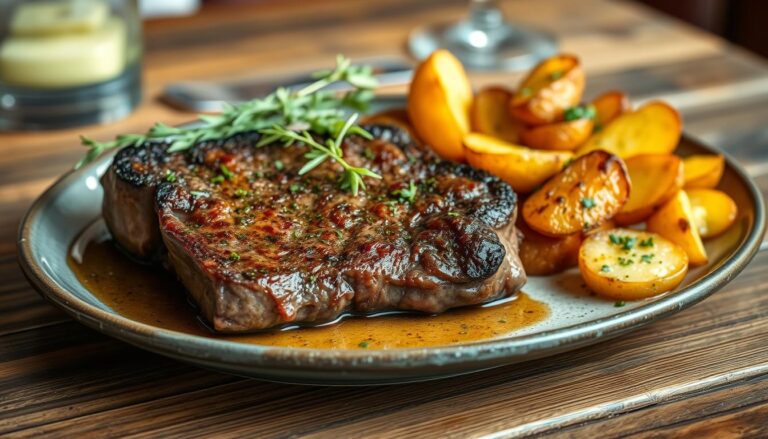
76;55;380;194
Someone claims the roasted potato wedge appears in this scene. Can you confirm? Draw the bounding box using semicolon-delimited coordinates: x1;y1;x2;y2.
517;218;581;275
519;118;594;151
614;154;684;225
362;108;421;142
470;86;525;144
509;54;585;125
522;150;630;237
687;189;738;238
579;229;688;300
683;154;725;189
407;49;472;162
463;133;573;193
646;190;708;266
591;90;629;129
577;101;682;158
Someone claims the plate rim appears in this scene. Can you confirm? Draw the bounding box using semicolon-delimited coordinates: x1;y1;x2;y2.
17;133;766;372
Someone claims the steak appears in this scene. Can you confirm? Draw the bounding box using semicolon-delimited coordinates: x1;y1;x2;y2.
101;124;526;332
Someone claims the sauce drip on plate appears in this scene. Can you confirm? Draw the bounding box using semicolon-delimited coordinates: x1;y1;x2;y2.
68;234;548;349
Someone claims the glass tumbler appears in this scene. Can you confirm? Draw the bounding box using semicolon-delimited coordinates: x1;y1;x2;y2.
0;0;142;130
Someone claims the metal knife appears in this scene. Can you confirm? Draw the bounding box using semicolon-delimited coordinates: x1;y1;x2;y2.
161;59;413;113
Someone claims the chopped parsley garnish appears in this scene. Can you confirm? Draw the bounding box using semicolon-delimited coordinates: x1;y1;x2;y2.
190;190;209;198
211;175;225;184
229;251;241;262
609;234;637;251
601;264;611;273
165;169;177;182
391;181;418;203
640;237;654;247
640;254;655;263
358;340;369;349
580;197;596;209
618;256;634;266
614;300;626;307
448;211;460;217
233;188;248;198
363;147;376;160
220;164;235;180
274;160;285;171
563;105;597;122
289;183;304;194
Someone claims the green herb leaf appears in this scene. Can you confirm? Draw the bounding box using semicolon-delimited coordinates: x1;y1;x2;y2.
564;105;597;122
580;197;596;209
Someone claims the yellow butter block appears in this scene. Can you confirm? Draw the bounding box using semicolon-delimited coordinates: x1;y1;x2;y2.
0;17;126;88
10;0;109;37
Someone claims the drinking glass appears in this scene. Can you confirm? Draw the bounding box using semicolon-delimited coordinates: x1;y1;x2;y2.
408;0;557;70
0;0;142;130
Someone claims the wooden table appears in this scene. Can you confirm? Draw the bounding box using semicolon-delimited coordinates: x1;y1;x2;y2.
3;0;768;436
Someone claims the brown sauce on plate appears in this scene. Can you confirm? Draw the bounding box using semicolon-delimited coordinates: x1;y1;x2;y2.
68;235;548;349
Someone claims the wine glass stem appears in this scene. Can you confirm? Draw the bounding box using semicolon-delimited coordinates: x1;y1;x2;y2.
465;0;511;48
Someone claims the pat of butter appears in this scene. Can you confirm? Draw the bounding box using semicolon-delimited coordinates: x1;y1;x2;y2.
0;17;126;88
10;0;109;37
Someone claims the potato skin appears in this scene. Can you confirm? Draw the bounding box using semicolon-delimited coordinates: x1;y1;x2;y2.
687;189;738;238
407;49;472;162
646;190;708;266
614;154;684;225
683;154;725;189
577;101;682;158
509;54;585;125
519;118;594;151
470;86;525;144
522;150;630;237
579;229;689;300
463;133;572;193
591;90;629;129
517;218;581;275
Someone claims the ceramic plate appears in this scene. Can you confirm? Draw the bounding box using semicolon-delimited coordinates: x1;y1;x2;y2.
18;104;765;385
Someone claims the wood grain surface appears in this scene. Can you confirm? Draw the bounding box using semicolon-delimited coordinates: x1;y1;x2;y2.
1;0;768;437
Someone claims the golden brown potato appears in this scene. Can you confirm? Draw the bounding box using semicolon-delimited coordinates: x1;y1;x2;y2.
517;218;581;276
470;86;526;144
361;108;421;142
522;150;630;237
407;49;472;162
687;189;738;238
683;154;725;189
463;133;573;193
509;54;585;125
579;228;689;300
646;190;708;266
591;90;629;129
576;101;682;158
614;154;684;225
519;118;594;151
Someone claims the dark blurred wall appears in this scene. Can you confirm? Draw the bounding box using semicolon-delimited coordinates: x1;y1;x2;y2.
637;0;768;59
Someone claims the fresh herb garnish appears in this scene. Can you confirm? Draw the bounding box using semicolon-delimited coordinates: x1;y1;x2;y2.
77;56;380;194
391;181;418;203
640;237;654;247
601;264;611;273
358;340;369;348
564;105;597;122
233;188;248;198
614;300;626;307
210;175;225;185
618;256;634;266
640;254;655;263
229;251;241;262
447;211;460;217
165;169;177;182
220;164;235;180
609;234;636;251
274;160;285;171
580;197;595;209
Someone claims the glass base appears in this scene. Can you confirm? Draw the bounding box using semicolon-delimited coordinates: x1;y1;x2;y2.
408;21;558;71
0;64;142;131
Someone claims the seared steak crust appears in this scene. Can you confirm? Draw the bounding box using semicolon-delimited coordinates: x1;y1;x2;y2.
102;124;525;332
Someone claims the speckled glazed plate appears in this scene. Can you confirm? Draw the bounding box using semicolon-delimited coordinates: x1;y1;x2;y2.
18;110;765;385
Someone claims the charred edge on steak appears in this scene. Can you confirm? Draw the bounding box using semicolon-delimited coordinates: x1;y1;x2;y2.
101;123;526;332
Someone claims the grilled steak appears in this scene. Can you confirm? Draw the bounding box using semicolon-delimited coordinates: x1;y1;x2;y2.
101;124;526;332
